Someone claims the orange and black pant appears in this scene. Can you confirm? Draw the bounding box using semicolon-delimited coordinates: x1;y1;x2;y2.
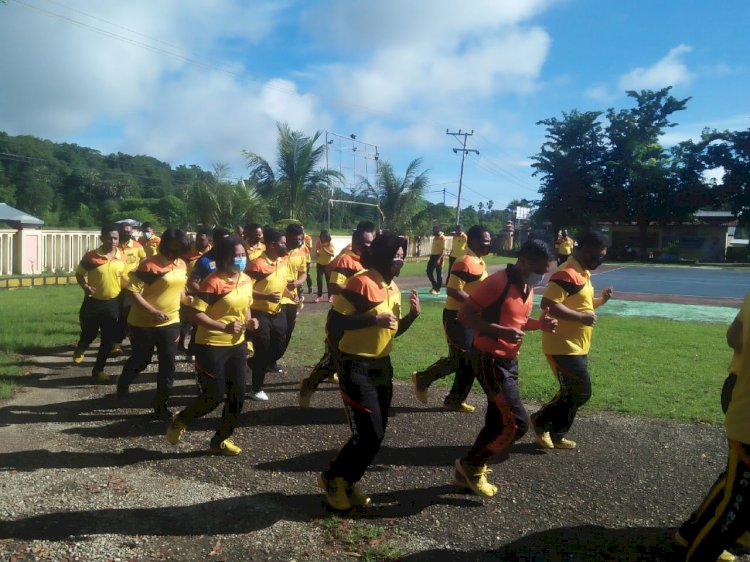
416;309;474;405
679;441;750;561
117;323;180;412
463;352;528;466
77;296;119;374
324;355;393;485
175;342;247;446
307;309;344;390
531;354;591;440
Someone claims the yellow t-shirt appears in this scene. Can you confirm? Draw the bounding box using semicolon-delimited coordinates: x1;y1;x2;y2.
431;233;446;256
304;234;313;264
119;239;147;275
327;249;364;308
445;250;487;312
316;241;335;266
191;271;253;346
281;247;307;305
726;292;750;443
338;270;402;359
245;241;266;261
138;235;161;258
75;246;126;300
449;232;468;259
127;255;187;327
245;253;288;314
555;236;574;256
541;257;595;356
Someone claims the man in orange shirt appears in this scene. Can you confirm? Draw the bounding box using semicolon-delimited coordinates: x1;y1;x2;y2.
453;239;557;497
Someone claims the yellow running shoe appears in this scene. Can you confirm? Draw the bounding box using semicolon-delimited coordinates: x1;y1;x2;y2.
553;437;577;449
317;473;351;511
92;370;109;383
443;401;475;413
347;482;371;507
166;416;186;445
73;349;85;364
534;430;554;449
674;531;735;561
210;438;241;456
452;459;497;498
110;344;122;357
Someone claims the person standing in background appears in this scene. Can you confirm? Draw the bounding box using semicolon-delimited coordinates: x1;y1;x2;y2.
315;230;335;303
447;224;467;284
303;227;314;295
554;229;574;266
112;223;146;356
138;222;161;258
426;225;446;295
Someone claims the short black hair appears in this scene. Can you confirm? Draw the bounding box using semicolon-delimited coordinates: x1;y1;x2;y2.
518;238;553;262
263;227;283;246
577;231;607;250
320;229;331;242
158;228;190;256
141;222;153;230
353;220;376;244
214;235;244;272
212;227;230;241
466;224;489;244
101;224;120;238
196;226;212;238
246;223;262;232
286;223;304;236
361;230;407;273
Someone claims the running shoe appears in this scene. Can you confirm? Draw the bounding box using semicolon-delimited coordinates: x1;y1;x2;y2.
452;458;497;498
553;437;577;449
73;349;85;364
210;438;241;456
92;370;109;383
110;344;123;357
413;371;429;404
347;482;371;507
166;415;186;445
318;473;351;511
534;429;554;449
249;390;269;401
443;400;475;413
314;296;323;303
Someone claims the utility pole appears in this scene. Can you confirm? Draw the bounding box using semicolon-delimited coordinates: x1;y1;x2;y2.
446;129;478;225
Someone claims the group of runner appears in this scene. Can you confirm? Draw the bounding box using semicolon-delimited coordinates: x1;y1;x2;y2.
71;219;748;562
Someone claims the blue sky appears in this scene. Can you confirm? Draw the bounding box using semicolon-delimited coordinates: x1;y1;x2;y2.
1;0;748;212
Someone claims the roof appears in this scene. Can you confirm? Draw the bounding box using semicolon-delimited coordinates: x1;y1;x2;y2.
0;203;44;227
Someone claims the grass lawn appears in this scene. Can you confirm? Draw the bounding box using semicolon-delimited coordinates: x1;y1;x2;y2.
400;254;514;278
0;285;732;424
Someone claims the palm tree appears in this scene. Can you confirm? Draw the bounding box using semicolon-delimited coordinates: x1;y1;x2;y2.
363;158;428;234
243;122;342;221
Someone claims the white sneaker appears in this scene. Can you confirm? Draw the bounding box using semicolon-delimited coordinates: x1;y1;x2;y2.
249;390;269;401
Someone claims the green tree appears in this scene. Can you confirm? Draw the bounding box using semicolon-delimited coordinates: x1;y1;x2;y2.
602;87;694;253
243;122;341;221
363;158;428;234
704;128;750;223
532;110;605;234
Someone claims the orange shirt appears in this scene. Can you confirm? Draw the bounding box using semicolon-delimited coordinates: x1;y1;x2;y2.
245;253;288;314
327;249;365;308
470;266;534;359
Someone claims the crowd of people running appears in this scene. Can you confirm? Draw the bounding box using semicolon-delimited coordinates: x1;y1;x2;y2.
71;219;749;562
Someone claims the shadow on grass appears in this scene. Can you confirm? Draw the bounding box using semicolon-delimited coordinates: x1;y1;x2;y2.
399;525;682;561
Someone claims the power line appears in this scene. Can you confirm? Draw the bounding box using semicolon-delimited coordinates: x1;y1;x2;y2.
446;129;479;225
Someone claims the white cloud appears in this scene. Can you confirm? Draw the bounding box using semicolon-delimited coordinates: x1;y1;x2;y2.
584;85;618;104
618;44;695;91
660;113;750;146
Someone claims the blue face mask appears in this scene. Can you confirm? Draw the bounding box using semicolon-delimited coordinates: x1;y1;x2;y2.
233;257;247;271
143;231;152;240
525;272;544;287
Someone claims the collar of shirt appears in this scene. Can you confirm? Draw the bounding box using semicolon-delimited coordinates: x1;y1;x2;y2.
568;256;591;279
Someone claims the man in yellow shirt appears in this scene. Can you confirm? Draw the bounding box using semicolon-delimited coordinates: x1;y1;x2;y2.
245;227;293;401
531;231;613;450
277;223;308;369
314;230;335;303
676;292;750;562
137;222;161;258
73;224;126;382
243;223;265;261
112;223;147;355
427;225;446;295
303;227;313;294
447;224;467;284
554;229;575;265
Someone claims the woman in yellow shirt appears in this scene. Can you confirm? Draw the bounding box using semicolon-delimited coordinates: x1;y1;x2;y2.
314;230;336;303
166;236;257;455
116;228;190;420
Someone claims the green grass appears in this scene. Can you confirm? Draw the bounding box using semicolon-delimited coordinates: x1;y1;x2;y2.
288;301;731;424
400;253;514;278
0;283;732;424
319;516;404;561
0;285;81;397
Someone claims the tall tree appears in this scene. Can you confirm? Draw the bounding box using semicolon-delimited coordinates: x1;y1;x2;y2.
532;110;605;234
362;158;428;234
704;128;750;223
602;87;693;253
243;122;341;221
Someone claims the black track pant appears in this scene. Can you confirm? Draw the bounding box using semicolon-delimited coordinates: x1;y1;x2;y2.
531;354;591;440
426;254;443;291
249;310;287;393
77;296;119;374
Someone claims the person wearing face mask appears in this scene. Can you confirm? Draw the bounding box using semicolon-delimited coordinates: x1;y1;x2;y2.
178;226;213;356
298;221;376;407
137;222;161;258
116;228;190;420
244;227;294;401
451;239;558;497
112;223;147;356
166;236;258;456
275;223;308;370
318;231;420;511
531;231;613;451
413;225;491;412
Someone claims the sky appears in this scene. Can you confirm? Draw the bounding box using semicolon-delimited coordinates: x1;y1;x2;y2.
1;0;749;212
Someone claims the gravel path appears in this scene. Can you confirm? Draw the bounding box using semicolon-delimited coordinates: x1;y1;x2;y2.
1;277;747;561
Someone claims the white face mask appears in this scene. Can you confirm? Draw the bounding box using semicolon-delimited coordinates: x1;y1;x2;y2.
525;272;544;287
